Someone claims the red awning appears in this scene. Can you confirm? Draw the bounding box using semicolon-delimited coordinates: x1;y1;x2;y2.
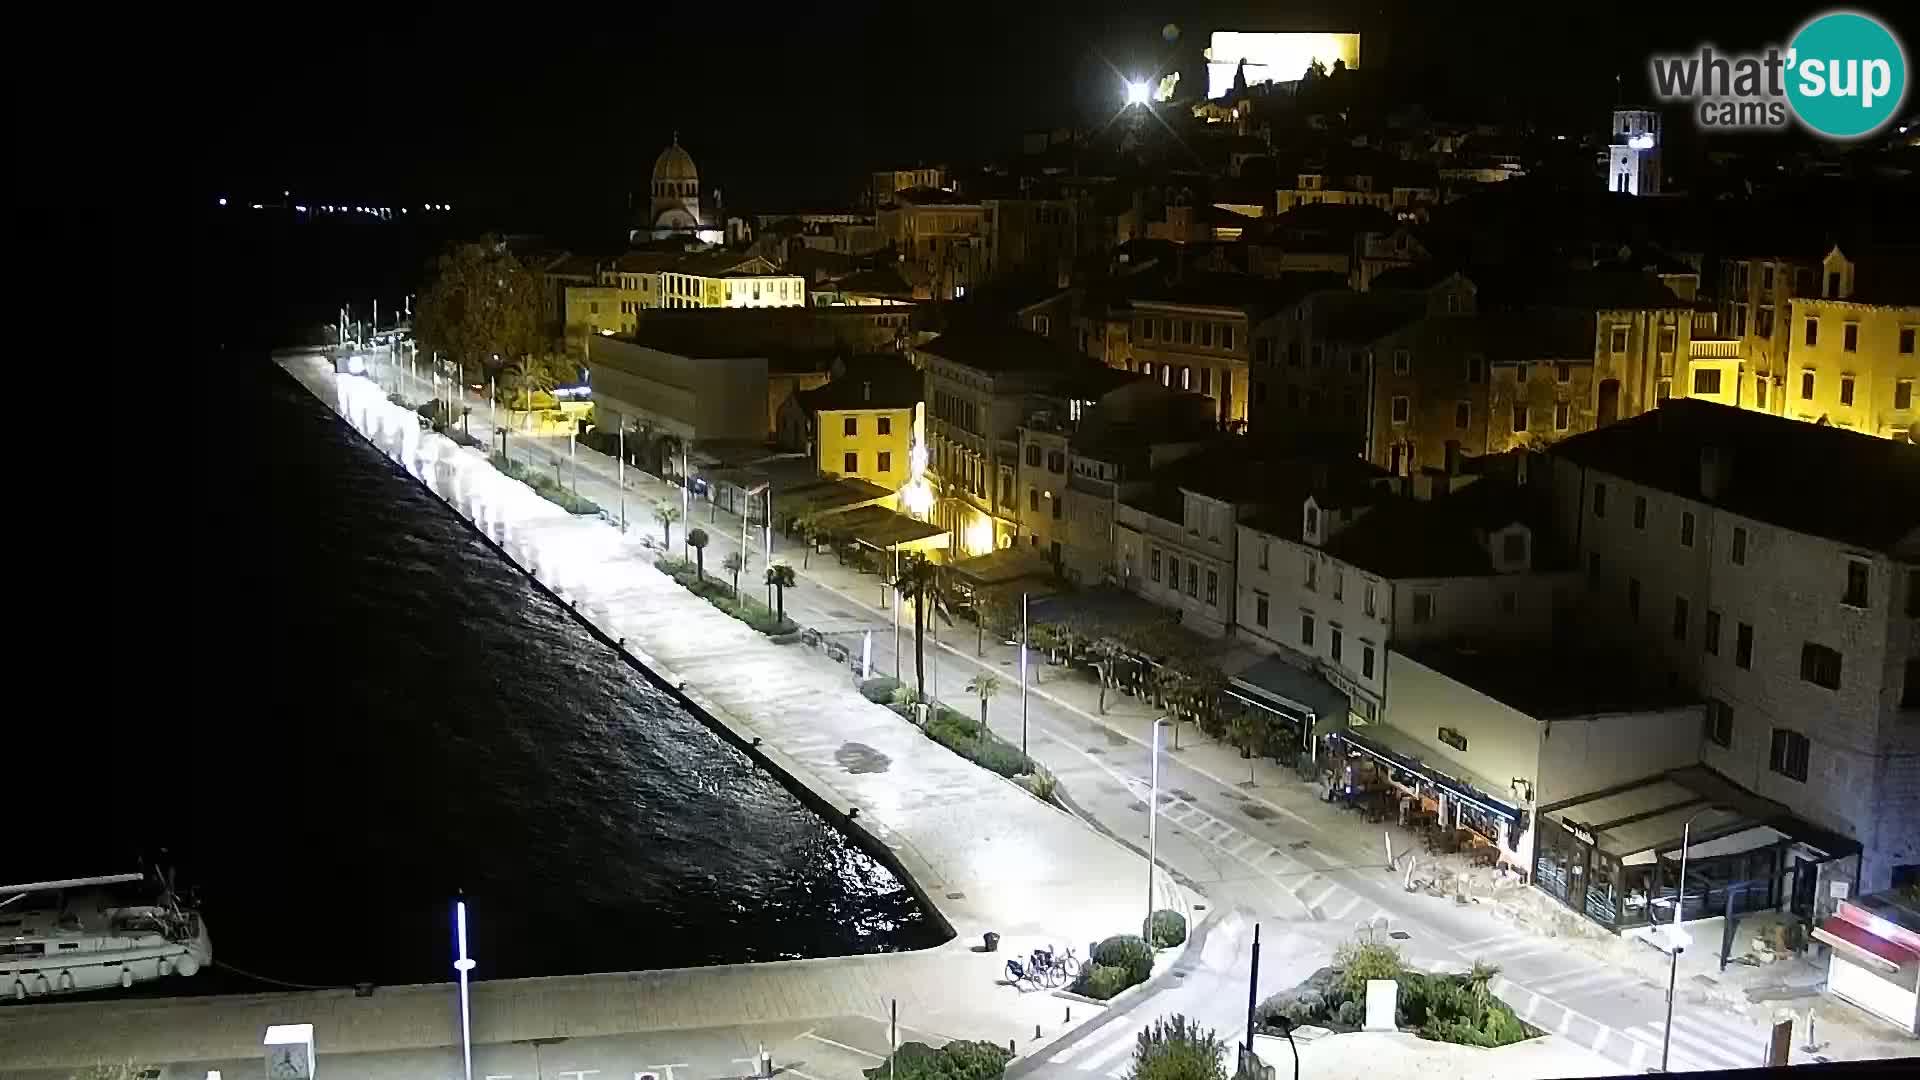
1816;916;1920;972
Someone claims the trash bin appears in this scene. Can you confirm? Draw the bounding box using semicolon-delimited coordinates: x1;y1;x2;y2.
983;931;1000;952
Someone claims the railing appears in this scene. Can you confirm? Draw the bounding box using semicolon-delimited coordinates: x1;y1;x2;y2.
1689;338;1742;359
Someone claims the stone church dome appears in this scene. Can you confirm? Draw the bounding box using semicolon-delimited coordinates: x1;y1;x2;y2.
653;137;698;183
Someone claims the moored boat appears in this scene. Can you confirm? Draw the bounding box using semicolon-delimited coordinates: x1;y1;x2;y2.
1;872;212;1000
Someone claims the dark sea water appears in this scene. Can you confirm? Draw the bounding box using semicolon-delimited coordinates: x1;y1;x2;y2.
90;359;939;994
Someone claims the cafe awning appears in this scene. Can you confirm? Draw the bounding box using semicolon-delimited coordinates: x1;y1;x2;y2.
1540;765;1862;863
1814;917;1920;976
833;504;948;552
946;547;1056;592
1330;722;1522;822
771;476;895;520
1227;656;1350;738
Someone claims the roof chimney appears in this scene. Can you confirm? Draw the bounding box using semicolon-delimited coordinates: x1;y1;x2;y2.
863;381;871;402
1699;445;1731;501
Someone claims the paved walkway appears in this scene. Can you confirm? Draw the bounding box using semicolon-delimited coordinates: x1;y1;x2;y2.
0;360;1186;1074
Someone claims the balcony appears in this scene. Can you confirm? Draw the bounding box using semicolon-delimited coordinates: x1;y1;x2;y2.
1689;338;1742;360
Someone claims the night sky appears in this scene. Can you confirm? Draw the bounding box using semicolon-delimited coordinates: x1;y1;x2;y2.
153;0;1885;224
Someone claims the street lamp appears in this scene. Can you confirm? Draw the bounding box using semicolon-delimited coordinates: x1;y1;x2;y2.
1125;80;1151;106
1656;805;1718;1072
1146;715;1169;934
452;898;476;1080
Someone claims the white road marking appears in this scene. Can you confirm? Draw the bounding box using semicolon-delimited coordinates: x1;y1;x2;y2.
801;1034;884;1061
1327;894;1364;920
1076;1025;1142;1073
1049;1019;1128;1064
1307;884;1340;911
1627;1039;1648;1070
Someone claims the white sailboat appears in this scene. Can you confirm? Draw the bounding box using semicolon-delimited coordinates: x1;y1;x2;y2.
1;871;212;1000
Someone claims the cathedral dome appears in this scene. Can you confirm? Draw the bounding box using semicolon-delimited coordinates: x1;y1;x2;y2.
653;138;698;183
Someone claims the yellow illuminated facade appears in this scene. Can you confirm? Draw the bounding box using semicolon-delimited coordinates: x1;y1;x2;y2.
1783;251;1919;439
817;403;915;490
1206;31;1361;97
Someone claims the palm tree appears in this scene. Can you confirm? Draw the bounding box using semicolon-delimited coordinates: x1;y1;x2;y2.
765;563;797;622
654;503;681;552
687;527;710;581
896;555;941;703
965;672;1001;740
723;551;744;596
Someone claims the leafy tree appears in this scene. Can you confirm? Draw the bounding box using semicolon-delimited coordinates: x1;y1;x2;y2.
502;351;568;414
723;551;745;595
1127;1014;1226;1080
655;503;681;551
414;236;543;389
965;672;1001;740
896;555;940;703
687;528;710;581
765;563;797;622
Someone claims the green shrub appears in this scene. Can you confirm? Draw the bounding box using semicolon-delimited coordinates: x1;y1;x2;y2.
1332;938;1404;997
862;1040;1011;1080
652;556;796;636
1014;766;1057;802
1079;963;1134;1000
1092;934;1155;984
1128;1014;1227;1080
1147;909;1188;948
488;452;600;514
859;677;904;704
1333;999;1365;1029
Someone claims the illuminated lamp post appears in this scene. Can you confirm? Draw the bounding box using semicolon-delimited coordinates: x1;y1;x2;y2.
452;898;476;1080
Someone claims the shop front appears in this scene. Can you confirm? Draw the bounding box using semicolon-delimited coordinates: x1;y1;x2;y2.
1322;722;1528;872
1534;765;1861;934
1813;892;1920;1035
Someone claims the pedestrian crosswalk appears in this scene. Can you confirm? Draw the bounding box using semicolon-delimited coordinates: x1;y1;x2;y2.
1120;778;1391;927
1044;1015;1151;1079
1485;972;1767;1076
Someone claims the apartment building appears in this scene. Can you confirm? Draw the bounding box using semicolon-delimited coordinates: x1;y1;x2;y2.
1236;465;1575;724
1785;246;1920;440
1131;273;1345;430
1052;383;1215;585
916;324;1104;557
1547;399;1920;892
786;362;922;491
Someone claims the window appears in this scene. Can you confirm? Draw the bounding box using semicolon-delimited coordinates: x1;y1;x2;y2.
844;416;858;436
1437;727;1468;752
1731;526;1748;565
878;417;892;436
1258;541;1270;570
1843;323;1858;352
1151;548;1161;582
1302;613;1316;647
1633;495;1647;530
1511;404;1528;433
1186;562;1198;598
1736;622;1754;669
1181;321;1193;345
1349;351;1364;375
1028;488;1039;512
1162;318;1173;341
1286;342;1301;367
1206;569;1219;606
1756;305;1774;338
1658;325;1677;355
1593;483;1608;518
878;451;892;473
1500;589;1519;615
1555;362;1572;384
1769;729;1810;782
1330;628;1344;663
1140;319;1155;342
1455;401;1471;429
1222;326;1235;351
1705;609;1721;655
1901;327;1915;355
1362;644;1376;679
844;451;859;473
1705;699;1733;748
1757;378;1770;409
1412;592;1434;624
1680;511;1695;548
1051;496;1062;520
1311;344;1325;368
1502;532;1525;563
1363;583;1377;617
1255;593;1269;627
1180;366;1192;390
1898;380;1914;411
1672;595;1689;641
1467;356;1485;383
1391;396;1410;424
1843;559;1869;607
1804;317;1819;347
1839;374;1856;407
1024;444;1040;467
1047;451;1065;473
1657;379;1672;403
1304;557;1318;591
1200;368;1212;396
1554;401;1570;430
1393;348;1410;374
1627;577;1641;618
1199;323;1213;348
1168;555;1180;587
1693;369;1722;395
1610;326;1629;353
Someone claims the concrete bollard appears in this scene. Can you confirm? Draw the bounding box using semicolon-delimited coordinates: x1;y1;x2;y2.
1035;1025;1041;1040
760;1043;773;1078
1008;1039;1016;1055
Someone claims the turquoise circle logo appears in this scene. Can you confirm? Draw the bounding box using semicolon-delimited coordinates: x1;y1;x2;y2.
1787;11;1907;138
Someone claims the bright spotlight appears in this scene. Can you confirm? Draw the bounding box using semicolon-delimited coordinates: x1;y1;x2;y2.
1125;80;1151;106
217;197;228;206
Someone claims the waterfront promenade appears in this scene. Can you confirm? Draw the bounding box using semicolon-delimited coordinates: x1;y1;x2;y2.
0;361;1181;1076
